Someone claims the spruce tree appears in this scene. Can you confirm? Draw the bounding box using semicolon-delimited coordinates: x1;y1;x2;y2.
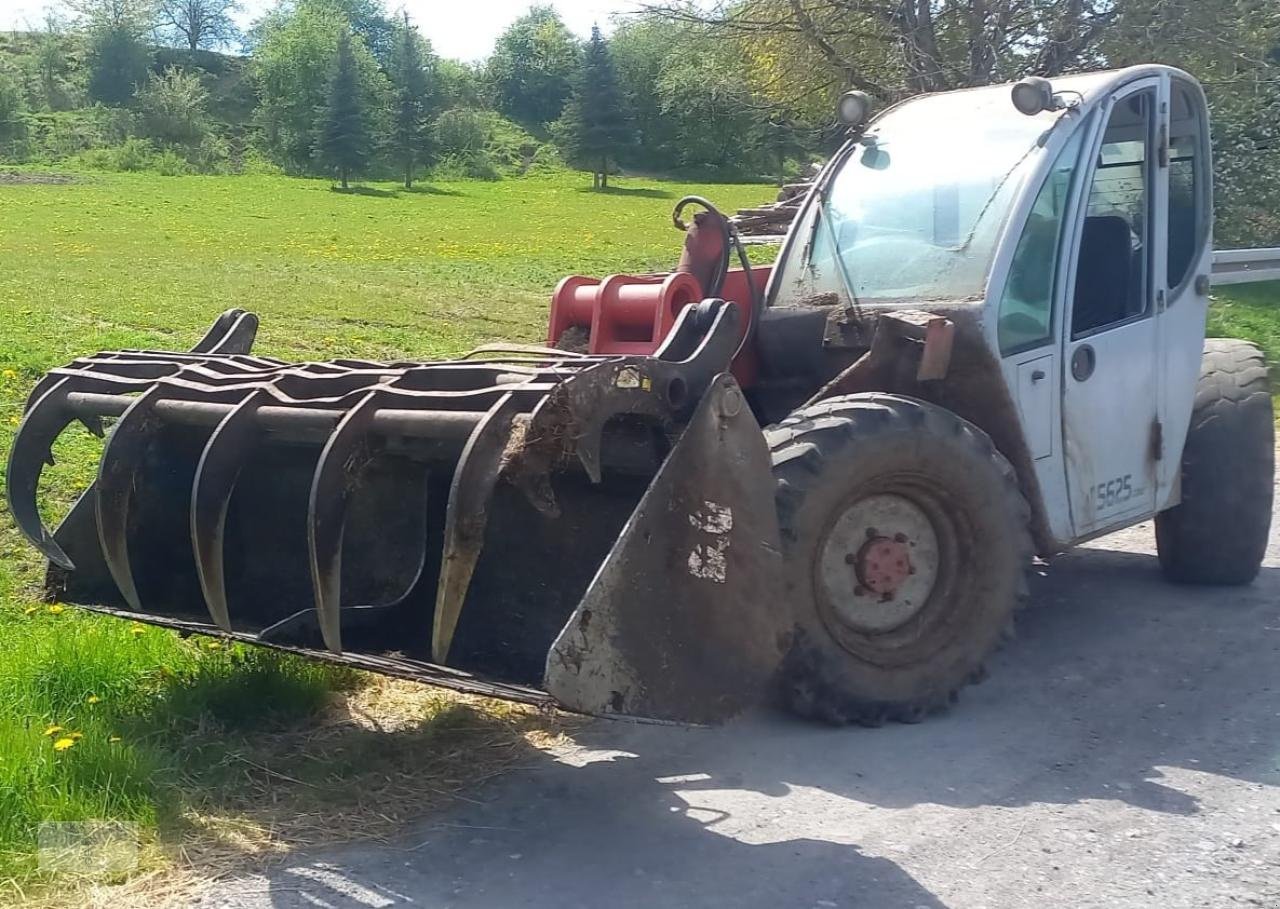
392;12;432;189
316;29;371;190
555;25;629;189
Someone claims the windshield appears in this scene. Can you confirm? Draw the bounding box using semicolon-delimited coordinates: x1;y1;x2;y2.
809;87;1068;303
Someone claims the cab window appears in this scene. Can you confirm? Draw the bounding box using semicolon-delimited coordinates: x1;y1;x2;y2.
997;121;1089;354
1167;82;1207;289
1071;90;1154;337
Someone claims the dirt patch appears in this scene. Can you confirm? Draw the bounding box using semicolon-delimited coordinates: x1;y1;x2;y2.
0;172;79;185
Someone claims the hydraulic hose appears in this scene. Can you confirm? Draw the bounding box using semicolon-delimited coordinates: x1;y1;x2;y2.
672;195;762;355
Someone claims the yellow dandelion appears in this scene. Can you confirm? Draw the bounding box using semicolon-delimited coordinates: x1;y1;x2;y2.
2;369;15;379
203;640;223;651
24;606;37;616
52;737;76;752
42;724;63;737
47;604;65;615
87;695;101;705
130;622;146;636
8;415;18;426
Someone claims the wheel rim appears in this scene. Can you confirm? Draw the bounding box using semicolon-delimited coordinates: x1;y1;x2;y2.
817;493;940;634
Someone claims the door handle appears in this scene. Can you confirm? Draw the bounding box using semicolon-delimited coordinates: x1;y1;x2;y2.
1071;345;1096;382
1030;369;1046;383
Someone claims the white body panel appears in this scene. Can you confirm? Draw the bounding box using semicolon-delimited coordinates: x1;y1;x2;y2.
767;64;1216;550
986;66;1213;544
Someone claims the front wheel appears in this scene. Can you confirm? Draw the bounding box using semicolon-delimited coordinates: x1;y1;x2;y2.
1156;339;1274;585
768;394;1031;726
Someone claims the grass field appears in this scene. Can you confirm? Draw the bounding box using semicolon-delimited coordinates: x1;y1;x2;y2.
0;170;772;900
0;169;1276;902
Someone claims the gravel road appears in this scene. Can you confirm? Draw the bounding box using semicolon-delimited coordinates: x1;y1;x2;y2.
197;496;1280;909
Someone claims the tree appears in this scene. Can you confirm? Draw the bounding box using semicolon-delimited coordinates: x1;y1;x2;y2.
554;26;629;188
391;12;434;188
70;0;156;106
30;12;73;111
86;25;152;105
648;0;1114;105
316;29;373;189
486;6;581;129
655;43;767;171
609;17;685;169
159;0;241;51
0;70;26;146
253;3;390;172
435;59;485;110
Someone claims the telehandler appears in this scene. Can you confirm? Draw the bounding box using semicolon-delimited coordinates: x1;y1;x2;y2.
8;64;1274;725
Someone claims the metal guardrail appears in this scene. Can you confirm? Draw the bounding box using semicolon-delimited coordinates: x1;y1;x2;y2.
1211;248;1280;286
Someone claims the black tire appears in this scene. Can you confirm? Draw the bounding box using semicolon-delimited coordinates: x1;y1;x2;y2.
768;394;1031;726
1155;338;1274;585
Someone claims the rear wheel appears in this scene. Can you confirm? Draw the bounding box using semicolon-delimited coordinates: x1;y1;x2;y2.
768;394;1031;725
1155;338;1274;585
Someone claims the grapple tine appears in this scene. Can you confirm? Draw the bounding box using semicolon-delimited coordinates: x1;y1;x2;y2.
5;377;81;570
96;380;241;611
191;388;268;632
205;311;260;355
94;384;170;611
432;393;523;664
189;308;248;353
307;390;383;654
80;413;106;438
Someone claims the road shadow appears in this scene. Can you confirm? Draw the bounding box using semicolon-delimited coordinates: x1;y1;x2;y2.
644;541;1280;819
328;184;465;199
191;531;1280;907
330;186;398;198
401;184;466;197
576;185;674;199
208;744;949;908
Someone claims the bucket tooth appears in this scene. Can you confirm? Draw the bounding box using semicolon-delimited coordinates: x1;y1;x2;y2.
6;377;81;570
190;388;268;632
432;393;523;664
307;390;384;654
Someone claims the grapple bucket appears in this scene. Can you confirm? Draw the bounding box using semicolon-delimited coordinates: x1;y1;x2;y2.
7;304;787;723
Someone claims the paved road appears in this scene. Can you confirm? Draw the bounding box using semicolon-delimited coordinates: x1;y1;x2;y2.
200;498;1280;909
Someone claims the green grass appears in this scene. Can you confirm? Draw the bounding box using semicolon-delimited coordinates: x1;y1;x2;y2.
0;169;771;896
1208;281;1280;365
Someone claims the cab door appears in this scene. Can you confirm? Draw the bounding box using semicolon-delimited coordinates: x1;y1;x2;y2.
1061;80;1163;536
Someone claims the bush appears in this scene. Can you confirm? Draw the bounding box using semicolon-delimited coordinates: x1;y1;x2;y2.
433;107;488;156
74;137;157;172
432;149;500;181
136;67;209;147
431;108;557;178
4;107;136;164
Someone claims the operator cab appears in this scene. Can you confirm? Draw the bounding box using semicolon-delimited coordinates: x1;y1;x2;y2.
770;65;1213;547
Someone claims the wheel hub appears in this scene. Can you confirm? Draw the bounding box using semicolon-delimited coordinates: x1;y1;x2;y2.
817;494;940;634
851;535;914;595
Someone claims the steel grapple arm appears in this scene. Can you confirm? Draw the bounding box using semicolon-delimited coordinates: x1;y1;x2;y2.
7;304;787;723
